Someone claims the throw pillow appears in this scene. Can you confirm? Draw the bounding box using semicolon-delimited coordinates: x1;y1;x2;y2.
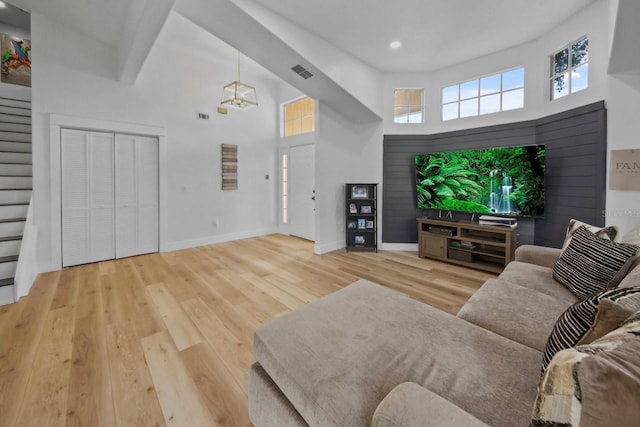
532;311;640;427
561;218;619;250
552;225;639;298
541;286;640;373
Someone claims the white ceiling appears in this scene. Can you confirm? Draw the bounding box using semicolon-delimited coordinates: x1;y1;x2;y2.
251;0;599;73
10;0;598;74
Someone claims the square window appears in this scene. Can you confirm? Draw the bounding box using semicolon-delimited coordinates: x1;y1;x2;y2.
460;80;478;100
502;88;524;110
480;93;501;115
394;89;423;124
442;85;459;103
442;103;459;121
283;97;315;137
571;63;588;93
503;68;524;91
460;98;478;117
480;74;500;96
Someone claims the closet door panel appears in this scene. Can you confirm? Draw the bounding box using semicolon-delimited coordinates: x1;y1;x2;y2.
136;136;159;254
61;130;90;267
61;129;115;267
88;132;115;262
115;134;159;258
115;135;137;258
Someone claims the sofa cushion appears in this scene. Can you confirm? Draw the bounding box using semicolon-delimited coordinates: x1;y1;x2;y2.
253;279;542;427
552;226;639;298
457;279;572;351
619;257;640;289
532;312;640;427
541;287;640;372
498;261;578;304
562;218;619;249
372;382;489;427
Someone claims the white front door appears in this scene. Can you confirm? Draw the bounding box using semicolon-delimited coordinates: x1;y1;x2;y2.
288;145;315;241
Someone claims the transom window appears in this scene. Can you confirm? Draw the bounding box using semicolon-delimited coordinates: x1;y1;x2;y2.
394;89;424;124
284;97;315;137
442;67;524;121
551;36;588;100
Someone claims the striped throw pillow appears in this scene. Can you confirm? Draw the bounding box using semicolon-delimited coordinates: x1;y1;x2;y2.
541;287;640;373
553;225;639;298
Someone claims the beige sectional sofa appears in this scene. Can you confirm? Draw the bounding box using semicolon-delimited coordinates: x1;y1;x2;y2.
248;243;640;426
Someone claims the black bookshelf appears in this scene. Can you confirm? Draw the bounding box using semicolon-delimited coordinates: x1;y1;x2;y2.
345;183;377;252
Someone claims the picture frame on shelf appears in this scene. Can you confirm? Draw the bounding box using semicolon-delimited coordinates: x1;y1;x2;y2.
349;203;358;214
361;205;372;214
366;220;374;229
358;219;366;229
355;235;365;245
347;220;357;230
351;185;368;199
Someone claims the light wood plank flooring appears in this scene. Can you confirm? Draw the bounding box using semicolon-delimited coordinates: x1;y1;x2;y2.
0;234;496;427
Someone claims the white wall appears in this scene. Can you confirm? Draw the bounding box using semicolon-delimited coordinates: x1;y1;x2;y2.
383;0;611;136
31;11;279;272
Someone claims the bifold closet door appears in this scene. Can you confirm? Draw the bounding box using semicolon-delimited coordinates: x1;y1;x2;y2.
115;134;159;258
61;129;115;267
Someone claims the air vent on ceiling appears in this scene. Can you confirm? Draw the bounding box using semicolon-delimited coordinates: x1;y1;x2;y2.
291;64;313;79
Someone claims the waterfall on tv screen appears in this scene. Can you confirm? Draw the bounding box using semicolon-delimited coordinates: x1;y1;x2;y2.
488;169;513;214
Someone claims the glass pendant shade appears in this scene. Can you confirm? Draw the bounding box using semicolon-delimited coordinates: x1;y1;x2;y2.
221;51;258;110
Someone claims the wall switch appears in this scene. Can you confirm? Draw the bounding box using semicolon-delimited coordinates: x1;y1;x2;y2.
197;112;210;120
265;174;269;180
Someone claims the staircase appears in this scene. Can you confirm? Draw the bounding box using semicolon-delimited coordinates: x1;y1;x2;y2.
0;96;31;304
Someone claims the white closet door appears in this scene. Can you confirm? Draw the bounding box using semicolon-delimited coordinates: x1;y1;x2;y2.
61;129;115;267
115;134;159;258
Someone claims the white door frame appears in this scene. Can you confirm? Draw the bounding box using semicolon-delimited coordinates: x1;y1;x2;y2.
49;114;166;271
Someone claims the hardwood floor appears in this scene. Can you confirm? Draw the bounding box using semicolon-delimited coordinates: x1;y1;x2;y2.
0;234;496;426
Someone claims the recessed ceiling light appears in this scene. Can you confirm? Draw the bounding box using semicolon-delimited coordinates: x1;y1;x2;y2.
389;40;402;50
0;2;7;8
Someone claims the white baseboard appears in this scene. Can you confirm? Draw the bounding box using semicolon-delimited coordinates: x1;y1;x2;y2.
314;240;345;254
0;285;15;306
380;243;419;251
162;227;279;252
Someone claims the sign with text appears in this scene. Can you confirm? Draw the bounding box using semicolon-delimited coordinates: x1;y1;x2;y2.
610;149;640;190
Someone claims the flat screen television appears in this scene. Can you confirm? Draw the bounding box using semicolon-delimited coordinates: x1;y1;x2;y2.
415;145;545;217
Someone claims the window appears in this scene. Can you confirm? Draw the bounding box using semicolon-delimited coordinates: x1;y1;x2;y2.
394;89;423;123
442;67;524;121
551;36;588;100
282;154;288;224
284;97;315;137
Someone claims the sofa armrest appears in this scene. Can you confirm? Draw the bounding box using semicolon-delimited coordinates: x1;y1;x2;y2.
372;382;489;427
514;245;562;268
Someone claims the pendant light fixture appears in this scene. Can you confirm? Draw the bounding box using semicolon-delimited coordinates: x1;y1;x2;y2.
220;51;258;110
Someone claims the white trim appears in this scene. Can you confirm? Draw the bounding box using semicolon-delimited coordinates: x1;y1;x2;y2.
48;113;167;271
163;227;279;252
314;239;344;254
0;284;14;306
380;243;419;251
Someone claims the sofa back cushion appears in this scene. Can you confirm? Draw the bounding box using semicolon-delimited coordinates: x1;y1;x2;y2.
553;226;639;298
532;312;640;427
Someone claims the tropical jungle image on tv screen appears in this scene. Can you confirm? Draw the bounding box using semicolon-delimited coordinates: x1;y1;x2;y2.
415;145;545;217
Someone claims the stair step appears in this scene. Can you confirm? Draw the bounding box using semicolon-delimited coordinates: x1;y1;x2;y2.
0;235;21;242
0;122;30;133
0;97;31;109
0;239;21;257
0;132;30;143
0;113;30;124
0;106;30;117
0;190;31;204
0;176;32;189
0;203;28;218
0;141;31;153
0;217;26;223
0;152;31;164
0;277;13;287
0;164;31;176
0;258;18;280
0;255;18;263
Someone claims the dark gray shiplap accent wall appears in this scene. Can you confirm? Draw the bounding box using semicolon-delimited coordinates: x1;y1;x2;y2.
383;101;606;248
